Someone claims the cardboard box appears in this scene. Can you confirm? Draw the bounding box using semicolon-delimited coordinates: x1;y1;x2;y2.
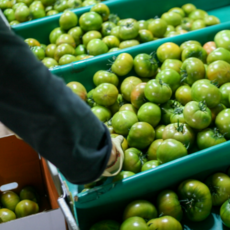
0;135;67;230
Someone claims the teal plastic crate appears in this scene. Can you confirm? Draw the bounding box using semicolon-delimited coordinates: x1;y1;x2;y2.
52;20;230;230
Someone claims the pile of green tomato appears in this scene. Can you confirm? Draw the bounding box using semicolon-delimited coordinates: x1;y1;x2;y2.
1;0;103;25
66;29;230;186
0;186;40;223
89;170;230;229
23;3;220;68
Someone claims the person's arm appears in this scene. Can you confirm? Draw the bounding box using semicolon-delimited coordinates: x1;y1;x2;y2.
0;17;113;185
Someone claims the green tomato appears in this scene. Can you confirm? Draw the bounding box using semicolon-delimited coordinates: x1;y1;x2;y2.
156;69;181;93
191;79;221;108
15;5;30;22
101;21;116;36
220;200;230;228
108;47;120;53
138;29;154;43
68;26;83;46
191;19;205;30
0;209;16;222
120;217;148;230
134;53;158;78
31;46;45;60
0;191;20;211
47;10;59;16
130;82;147;109
30;7;46;19
157;190;183;221
56;34;76;48
87;38;108;56
137;102;161;127
102;35;120;49
15;200;39;217
75;44;86;55
181;44;207;63
170;107;186;124
93;70;119;87
112;111;138;136
45;44;56;58
59;54;77;65
90;3;110;21
204;15;220;26
108;13;120;25
123;200;158;221
147;216;182;230
4;9;15;22
161;12;182;27
161;100;182;125
207;47;230;64
112;171;135;183
180;57;206;86
148;19;167;38
206;60;230;86
189;9;208;20
146;139;163;160
91;105;111;122
127;122;155;150
161;59;182;74
119;40;140;49
220;83;230;107
54;44;76;62
54;0;69;12
123;148;147;173
169;7;185;17
180;40;202;51
141;160;159;172
178;179;212;222
66;81;87;101
181;17;193;31
215;109;230;139
182;3;196;15
144;79;172;104
157;139;187;164
79;12;103;31
155;125;166;139
9;20;20;26
82;31;102;47
119;104;137;114
49;27;65;44
175;85;192;106
111;53;134;76
42;57;58;69
162;122;195;149
214;30;230;51
110;26;120;38
183;101;212;130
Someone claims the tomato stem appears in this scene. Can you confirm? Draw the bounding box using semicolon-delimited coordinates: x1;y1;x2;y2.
198;101;207;111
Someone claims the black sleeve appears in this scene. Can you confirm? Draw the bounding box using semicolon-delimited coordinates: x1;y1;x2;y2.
0;17;112;185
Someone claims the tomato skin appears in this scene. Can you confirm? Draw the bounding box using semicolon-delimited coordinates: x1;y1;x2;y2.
157;190;183;221
189;9;208;20
197;128;226;150
182;44;207;63
156;69;181;93
207;47;230;64
210;103;226;123
66;81;87;101
102;35;120;49
90;220;120;230
144;79;172;104
155;125;166;139
141;160;159;172
127;122;155;150
131;83;147;109
161;12;182;27
120;217;148;230
119;104;137;114
162;123;195;149
147;216;182;230
120;76;142;102
203;41;216;55
119;22;139;40
161;59;182;73
157;42;181;63
0;208;16;222
214;30;230;51
175;85;192;106
191;79;222;108
119;40;140;49
180;57;205;86
87;39;108;56
112;111;138;136
90;3;110;21
191;19;205;30
220;83;230;107
93;70;119;87
82;31;102;47
79;12;103;31
205;172;230;206
123;200;158;221
123;148;147;173
137;102;161;127
138;30;154;43
183;101;212;130
180;40;202;51
178;179;212;222
148;19;167;38
146;139;163;160
206;60;230;86
182;3;196;15
42;57;58;69
111;53;134;77
220;200;230;227
15;200;39;217
157;139;187;164
134;53;158;78
215;109;230;139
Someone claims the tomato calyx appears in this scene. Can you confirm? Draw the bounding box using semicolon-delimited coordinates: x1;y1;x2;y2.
180;69;188;83
210;81;219;88
149;51;159;66
107;56;117;66
158;78;168;86
173;107;184;115
108;14;119;24
213;127;225;139
121;22;135;29
175;120;185;133
180;198;195;211
198;101;208;111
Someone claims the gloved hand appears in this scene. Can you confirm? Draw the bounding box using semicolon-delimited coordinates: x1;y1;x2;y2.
101;135;124;177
